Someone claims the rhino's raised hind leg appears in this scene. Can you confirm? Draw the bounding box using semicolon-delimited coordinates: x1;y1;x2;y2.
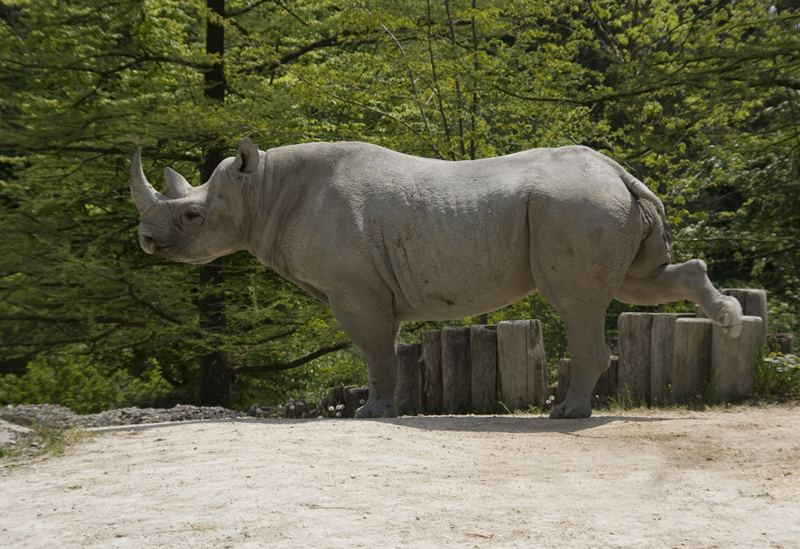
328;292;400;419
616;261;744;338
613;202;742;335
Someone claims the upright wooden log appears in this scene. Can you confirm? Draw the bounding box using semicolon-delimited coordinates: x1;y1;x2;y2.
556;358;571;405
555;356;618;408
420;330;443;415
768;333;796;355
651;313;694;406
497;320;548;410
617;313;655;405
396;343;422;416
497;321;527;410
441;327;471;414
711;316;763;399
470;325;498;414
344;387;369;418
697;289;768;344
594;356;619;407
725;289;768;344
527;320;549;406
672;318;713;403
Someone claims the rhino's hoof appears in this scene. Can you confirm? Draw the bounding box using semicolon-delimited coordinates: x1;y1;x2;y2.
354;400;398;419
722;321;743;338
549;398;592;419
719;297;744;339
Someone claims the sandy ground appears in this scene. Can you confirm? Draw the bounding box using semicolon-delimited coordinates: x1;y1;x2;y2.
1;406;799;549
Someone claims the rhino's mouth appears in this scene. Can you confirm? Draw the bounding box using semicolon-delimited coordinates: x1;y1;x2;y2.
154;246;218;265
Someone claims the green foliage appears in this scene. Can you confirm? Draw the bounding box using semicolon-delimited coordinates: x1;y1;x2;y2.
755;353;800;399
0;0;798;412
0;350;171;414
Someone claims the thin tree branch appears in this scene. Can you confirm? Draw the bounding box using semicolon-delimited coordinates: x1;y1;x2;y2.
236;342;352;374
708;244;800;266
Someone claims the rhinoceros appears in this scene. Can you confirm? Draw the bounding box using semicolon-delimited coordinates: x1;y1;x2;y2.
130;138;743;418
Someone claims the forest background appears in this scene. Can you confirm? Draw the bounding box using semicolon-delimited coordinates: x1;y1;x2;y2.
0;0;798;413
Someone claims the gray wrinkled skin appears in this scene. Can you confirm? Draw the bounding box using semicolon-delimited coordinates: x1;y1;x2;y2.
131;138;743;419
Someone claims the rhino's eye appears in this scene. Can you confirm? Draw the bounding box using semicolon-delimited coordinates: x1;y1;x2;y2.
181;210;203;225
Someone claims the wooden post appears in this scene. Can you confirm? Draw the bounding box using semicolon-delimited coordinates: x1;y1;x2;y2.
725;289;768;344
344;387;369;418
470;325;498;414
420;330;443;415
651;313;694;406
697;289;768;344
618;312;655;405
396;343;422;416
672;318;713;403
441;327;471;414
711;316;763;399
528;320;549;406
556;358;571;405
768;333;796;355
594;356;619;408
497;320;548;410
555;356;617;409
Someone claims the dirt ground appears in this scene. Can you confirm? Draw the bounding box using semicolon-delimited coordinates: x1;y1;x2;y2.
1;406;799;548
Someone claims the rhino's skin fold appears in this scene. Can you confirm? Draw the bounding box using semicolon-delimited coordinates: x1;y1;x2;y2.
131;139;744;419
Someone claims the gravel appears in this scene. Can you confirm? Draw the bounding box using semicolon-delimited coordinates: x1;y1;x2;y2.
0;404;249;447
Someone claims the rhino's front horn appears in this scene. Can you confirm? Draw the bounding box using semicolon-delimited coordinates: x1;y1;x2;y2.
164;167;193;198
130;148;161;214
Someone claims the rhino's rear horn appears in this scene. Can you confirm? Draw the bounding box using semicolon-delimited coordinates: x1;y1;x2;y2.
130;148;161;214
164;167;193;198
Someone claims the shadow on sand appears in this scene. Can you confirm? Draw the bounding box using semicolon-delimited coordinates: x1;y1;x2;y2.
89;412;694;436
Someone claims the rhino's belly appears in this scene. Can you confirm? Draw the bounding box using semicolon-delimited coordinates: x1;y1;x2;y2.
393;275;536;321
387;221;536;321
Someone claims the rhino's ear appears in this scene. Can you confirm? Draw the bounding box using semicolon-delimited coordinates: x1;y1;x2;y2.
232;137;260;176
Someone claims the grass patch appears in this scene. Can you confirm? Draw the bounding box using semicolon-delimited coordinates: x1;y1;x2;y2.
605;392;649;413
1;423;91;463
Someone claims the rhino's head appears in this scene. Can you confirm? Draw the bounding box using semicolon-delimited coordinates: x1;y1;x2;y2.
130;138;261;264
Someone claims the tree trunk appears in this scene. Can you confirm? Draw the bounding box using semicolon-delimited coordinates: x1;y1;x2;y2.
198;0;230;408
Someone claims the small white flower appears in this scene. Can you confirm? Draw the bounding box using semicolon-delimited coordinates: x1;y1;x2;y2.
328;406;334;412
336;412;342;418
290;405;295;410
359;399;366;405
336;404;345;410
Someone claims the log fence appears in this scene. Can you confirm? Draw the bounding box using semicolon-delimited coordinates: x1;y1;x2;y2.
388;288;792;415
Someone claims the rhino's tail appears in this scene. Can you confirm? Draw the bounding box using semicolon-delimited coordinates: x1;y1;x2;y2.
620;173;673;248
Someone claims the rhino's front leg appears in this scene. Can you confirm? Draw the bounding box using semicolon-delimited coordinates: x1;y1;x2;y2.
329;293;400;419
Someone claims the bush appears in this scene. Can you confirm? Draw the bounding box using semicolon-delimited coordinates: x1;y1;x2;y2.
755;352;800;399
0;353;170;414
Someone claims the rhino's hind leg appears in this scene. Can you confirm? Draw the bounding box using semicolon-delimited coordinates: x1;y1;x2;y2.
616;259;744;338
329;293;400;419
549;308;610;419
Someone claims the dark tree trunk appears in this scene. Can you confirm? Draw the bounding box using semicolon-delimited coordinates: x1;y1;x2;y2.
198;0;230;408
199;257;230;408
